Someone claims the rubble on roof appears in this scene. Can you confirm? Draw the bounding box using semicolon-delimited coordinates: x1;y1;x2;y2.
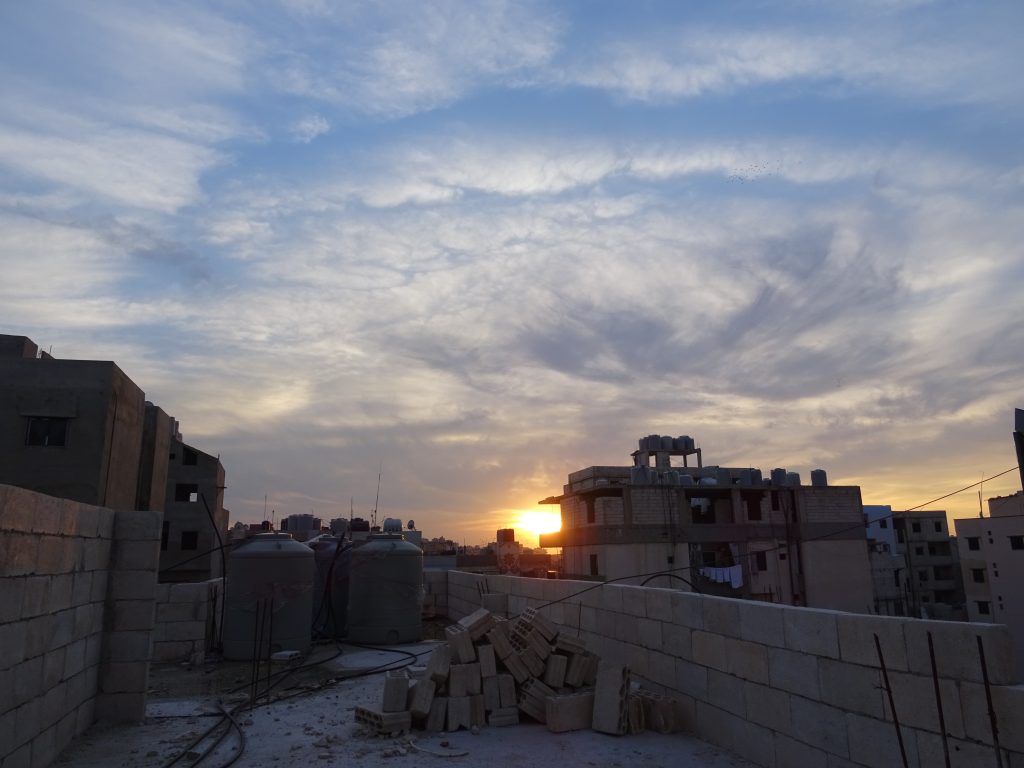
356;606;685;737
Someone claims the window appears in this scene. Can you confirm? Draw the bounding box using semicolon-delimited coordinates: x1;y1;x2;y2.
971;568;986;583
918;570;928;581
1010;536;1024;551
912;522;921;533
745;494;762;522
589;554;598;576
879;519;888;529
770;491;780;511
183;446;198;466
755;551;767;570
921;595;930;603
161;521;170;552
934;521;943;533
977;601;991;616
25;416;69;447
175;483;199;503
585;499;595;524
181;531;199;550
779;553;787;561
893;572;901;587
967;537;980;551
914;546;924;556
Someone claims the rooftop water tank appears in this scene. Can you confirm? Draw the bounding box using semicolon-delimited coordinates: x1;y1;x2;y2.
347;533;423;644
223;533;314;660
811;469;828;487
786;472;801;487
770;468;788;485
310;536;352;639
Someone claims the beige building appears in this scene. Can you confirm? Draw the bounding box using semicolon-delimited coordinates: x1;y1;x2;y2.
956;491;1024;668
539;434;874;613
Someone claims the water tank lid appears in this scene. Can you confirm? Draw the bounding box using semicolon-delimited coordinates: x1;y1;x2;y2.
231;532;313;558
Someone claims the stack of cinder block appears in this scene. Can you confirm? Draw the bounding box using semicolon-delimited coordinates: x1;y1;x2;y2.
359;604;685;737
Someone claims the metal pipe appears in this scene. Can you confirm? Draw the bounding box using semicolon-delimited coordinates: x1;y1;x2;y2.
977;635;1005;768
926;632;951;767
874;633;909;768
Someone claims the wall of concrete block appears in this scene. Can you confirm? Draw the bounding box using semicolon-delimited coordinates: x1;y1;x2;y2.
153;579;222;664
0;485;162;768
446;570;1024;768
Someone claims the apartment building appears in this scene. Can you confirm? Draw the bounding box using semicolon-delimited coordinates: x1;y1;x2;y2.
0;334;172;511
956;491;1024;668
538;434;874;613
864;505;965;619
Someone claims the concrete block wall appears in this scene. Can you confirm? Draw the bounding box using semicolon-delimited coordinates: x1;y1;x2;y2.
153;579;223;664
424;569;448;619
446;570;1024;768
0;485;162;768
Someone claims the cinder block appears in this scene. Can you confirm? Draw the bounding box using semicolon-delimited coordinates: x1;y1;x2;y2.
1;534;38;577
110;570;157;601
113;510;162;542
783;607;840;659
788;697;849;756
662;622;692;659
100;661;148;694
13;656;43;708
382;669;409;712
520;648;545;678
592;664;629;735
724;637;768;684
768;647;820;699
449;664;471;697
774;732;828;768
446;696;471;731
497;673;516;708
458;607;495;640
707;670;744;716
836;614;908;672
692;631;727;672
744;681;791;734
501;651;529;683
703;597;741;636
884;670;964;738
905;621;1015;685
546;691;594;733
482;675;500;712
544;653;567;688
425;697;446;732
638;618;663;650
488;706;519;727
675;658;708;699
63;638;88;680
446;624;476;664
354;705;411;735
477;644;497;677
465;662;481;695
846;710;911;768
961;681;1024;753
111;600;156;632
410;678;435;718
425;644;451;683
481;592;508;616
518;678;553;723
20;577;49;618
94;692;146;723
470;694;485;727
42;648;66;690
48;574;73;612
738;601;785;648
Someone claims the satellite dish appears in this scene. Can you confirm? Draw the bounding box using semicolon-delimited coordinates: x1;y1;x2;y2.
407;519;415;530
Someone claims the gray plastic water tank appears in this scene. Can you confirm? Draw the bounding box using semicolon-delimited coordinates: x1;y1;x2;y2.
811;469;828;487
771;468;788;485
347;534;423;644
310;536;352;638
223;533;314;660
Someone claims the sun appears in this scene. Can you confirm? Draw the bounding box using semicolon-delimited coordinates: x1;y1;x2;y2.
516;510;562;538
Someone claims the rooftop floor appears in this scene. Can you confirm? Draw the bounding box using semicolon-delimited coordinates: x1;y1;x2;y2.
53;644;754;768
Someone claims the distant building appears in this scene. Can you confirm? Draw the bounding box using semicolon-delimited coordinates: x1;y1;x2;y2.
0;334;173;511
280;513;322;541
539;434;874;613
866;505;965;619
956;491;1024;668
159;437;227;583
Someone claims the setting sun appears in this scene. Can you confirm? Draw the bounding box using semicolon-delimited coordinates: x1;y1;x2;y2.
516;510;562;537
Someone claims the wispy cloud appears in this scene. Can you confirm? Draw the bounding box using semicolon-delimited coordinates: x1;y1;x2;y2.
289;114;330;143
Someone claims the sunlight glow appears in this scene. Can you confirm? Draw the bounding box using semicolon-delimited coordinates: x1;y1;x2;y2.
516;510;562;537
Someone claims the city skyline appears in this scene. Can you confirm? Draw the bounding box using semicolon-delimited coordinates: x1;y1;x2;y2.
1;1;1023;545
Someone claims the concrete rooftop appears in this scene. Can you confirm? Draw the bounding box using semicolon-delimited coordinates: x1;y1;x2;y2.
52;643;755;768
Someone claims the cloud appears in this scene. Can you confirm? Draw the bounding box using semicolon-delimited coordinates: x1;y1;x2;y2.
268;0;563;117
289;114;330;143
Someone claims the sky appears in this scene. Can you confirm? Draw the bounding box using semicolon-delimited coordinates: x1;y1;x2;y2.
1;1;1023;546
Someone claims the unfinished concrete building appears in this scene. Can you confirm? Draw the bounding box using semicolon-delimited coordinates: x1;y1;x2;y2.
0;334;173;512
159;437;227;583
539;434;874;613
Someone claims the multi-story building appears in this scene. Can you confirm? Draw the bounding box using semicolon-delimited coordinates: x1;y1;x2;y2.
865;505;965;619
538;434;874;613
0;334;172;511
159;437;228;583
1;333;229;583
956;491;1024;668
